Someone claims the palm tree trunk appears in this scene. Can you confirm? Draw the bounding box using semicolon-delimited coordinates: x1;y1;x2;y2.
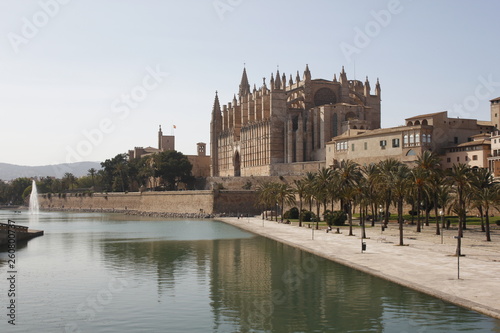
371;203;375;227
299;198;303;227
398;199;404;246
417;191;421;232
485;208;491;242
361;205;367;239
348;203;353;236
281;198;284;223
478;206;485;232
316;201;320;230
434;201;440;236
384;200;390;227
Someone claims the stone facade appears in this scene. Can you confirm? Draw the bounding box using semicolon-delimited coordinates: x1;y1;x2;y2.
128;126;210;179
327;111;494;167
210;65;381;177
490;97;500;129
441;134;491;170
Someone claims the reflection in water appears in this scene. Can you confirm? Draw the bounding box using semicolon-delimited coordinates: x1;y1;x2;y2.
100;232;498;333
0;210;498;332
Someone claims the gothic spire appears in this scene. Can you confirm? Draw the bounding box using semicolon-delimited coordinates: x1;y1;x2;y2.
364;76;371;96
212;91;221;115
239;67;251;98
303;64;311;80
275;70;281;90
340;66;347;84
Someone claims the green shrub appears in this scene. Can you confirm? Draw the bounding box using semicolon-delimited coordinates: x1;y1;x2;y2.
324;210;347;226
300;210;316;222
284;207;299;219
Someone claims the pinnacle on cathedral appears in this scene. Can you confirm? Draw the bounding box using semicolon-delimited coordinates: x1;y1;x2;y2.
239;68;251;98
212;91;221;119
275;70;281;90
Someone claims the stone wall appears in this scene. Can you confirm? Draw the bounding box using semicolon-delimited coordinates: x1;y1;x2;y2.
38;190;258;215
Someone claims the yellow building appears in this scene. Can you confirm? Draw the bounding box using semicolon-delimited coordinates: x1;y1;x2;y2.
326;111;493;167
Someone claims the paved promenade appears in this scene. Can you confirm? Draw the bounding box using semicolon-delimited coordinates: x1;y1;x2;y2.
219;217;500;320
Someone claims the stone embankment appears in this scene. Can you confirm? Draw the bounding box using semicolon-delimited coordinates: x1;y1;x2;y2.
42;206;255;219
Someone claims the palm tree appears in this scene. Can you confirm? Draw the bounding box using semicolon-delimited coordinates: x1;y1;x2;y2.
303;172;316;213
437;184;453;229
469;168;496;232
415;151;443;235
335;160;362;236
256;181;278;221
409;167;427;232
311;173;328;229
63;172;77;191
448;163;473;256
469;169;498;241
390;164;411;246
316;167;333;213
294;179;307;227
361;163;380;226
474;185;499;242
88;168;97;189
355;175;369;239
276;183;296;223
376;158;402;227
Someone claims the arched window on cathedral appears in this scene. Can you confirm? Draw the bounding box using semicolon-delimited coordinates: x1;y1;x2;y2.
415;134;420;144
428;134;432;143
404;134;408;145
422;134;427;144
422;119;428;125
409;134;414;145
406;149;416;156
314;88;337;106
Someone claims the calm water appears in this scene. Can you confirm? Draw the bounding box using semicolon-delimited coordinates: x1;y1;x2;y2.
0;211;499;333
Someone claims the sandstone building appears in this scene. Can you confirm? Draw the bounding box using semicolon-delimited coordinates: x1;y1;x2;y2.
210;66;381;177
128;126;210;179
327;111;494;167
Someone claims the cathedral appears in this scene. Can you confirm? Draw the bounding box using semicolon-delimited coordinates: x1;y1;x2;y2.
210;65;381;177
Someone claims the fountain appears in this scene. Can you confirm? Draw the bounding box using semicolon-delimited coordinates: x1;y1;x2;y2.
29;180;39;215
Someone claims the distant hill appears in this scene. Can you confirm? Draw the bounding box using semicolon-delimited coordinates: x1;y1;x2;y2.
0;162;102;181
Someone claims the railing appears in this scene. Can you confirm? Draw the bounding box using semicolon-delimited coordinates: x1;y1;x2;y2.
0;222;29;232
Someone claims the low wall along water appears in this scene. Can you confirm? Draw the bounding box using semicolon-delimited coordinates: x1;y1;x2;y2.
38;190;259;216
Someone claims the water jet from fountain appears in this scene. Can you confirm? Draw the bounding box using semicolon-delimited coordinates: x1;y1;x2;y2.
29;179;39;215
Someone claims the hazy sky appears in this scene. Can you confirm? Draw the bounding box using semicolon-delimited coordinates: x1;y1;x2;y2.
1;0;499;166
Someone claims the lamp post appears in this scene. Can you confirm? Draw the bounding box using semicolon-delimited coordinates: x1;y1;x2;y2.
440;210;444;244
